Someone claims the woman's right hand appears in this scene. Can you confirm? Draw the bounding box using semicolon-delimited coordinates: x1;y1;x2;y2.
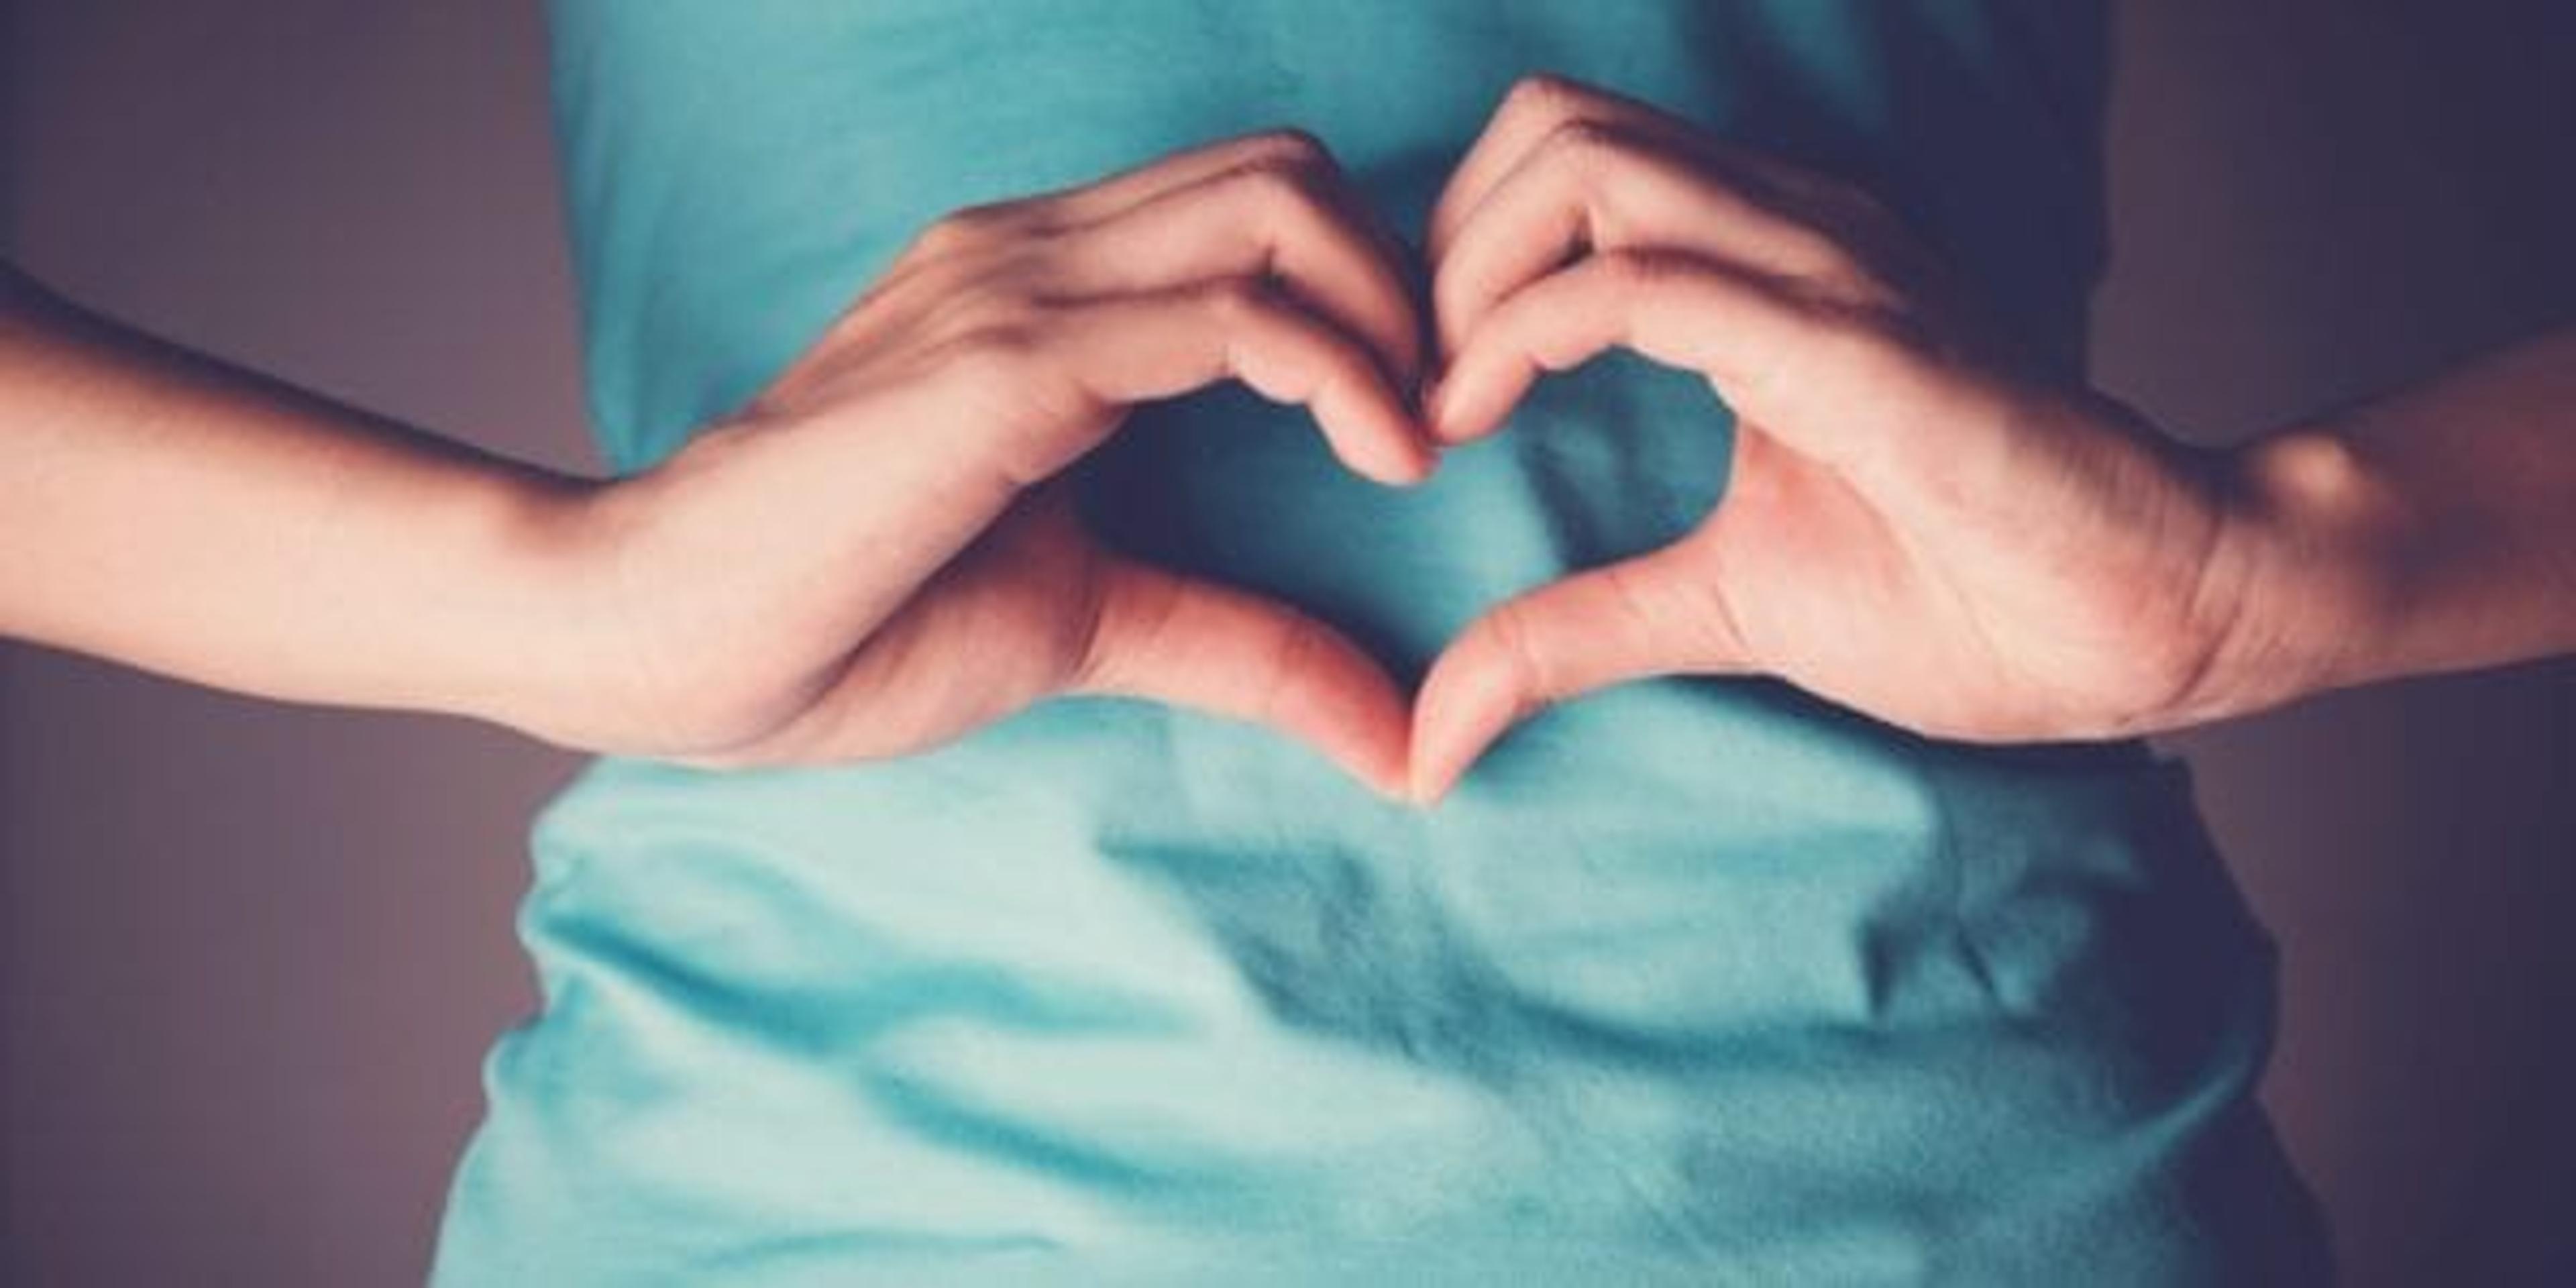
554;129;1434;794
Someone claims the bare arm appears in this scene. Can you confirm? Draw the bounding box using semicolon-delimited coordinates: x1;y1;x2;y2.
11;95;2567;802
0;129;1437;793
0;264;600;738
2207;329;2576;724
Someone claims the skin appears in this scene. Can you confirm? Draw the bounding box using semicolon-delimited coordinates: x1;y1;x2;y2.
2;76;2571;808
1403;75;2576;800
0;129;1436;795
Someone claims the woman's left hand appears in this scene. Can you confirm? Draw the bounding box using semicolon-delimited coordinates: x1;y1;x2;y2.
1407;76;2279;800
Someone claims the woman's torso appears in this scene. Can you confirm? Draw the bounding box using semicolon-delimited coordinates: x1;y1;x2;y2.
431;4;2329;1283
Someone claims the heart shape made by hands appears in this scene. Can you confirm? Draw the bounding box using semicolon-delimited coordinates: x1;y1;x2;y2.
673;74;2214;808
1062;74;2208;804
1079;318;1733;798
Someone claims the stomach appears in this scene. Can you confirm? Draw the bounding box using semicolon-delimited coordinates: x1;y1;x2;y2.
429;4;2326;1281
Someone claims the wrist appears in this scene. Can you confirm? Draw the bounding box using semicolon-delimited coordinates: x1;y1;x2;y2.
533;426;830;759
2182;427;2412;724
526;460;729;756
440;465;638;750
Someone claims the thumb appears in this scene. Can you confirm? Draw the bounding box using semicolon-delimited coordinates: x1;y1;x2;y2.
1067;555;1411;798
1407;538;1758;804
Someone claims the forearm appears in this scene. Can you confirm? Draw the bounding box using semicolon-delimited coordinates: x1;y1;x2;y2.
2198;327;2576;720
0;266;607;741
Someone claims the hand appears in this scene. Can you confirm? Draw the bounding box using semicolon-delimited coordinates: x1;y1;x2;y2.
1407;76;2266;801
561;129;1435;794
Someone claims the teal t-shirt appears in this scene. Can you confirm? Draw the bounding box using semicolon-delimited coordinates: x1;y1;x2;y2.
433;3;2332;1283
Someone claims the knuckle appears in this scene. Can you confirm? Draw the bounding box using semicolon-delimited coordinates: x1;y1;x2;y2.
935;281;1032;338
912;201;1016;255
1225;151;1338;223
1503;72;1589;126
949;318;1052;378
973;253;1059;307
1545;117;1627;163
1236;125;1332;170
1534;119;1638;197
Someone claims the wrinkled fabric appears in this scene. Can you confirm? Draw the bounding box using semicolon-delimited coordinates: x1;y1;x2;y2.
431;3;2332;1283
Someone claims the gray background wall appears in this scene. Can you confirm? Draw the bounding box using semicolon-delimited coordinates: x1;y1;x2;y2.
3;3;2569;1283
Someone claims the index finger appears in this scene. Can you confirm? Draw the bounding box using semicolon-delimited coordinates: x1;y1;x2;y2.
1428;73;1825;267
1430;75;1699;264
